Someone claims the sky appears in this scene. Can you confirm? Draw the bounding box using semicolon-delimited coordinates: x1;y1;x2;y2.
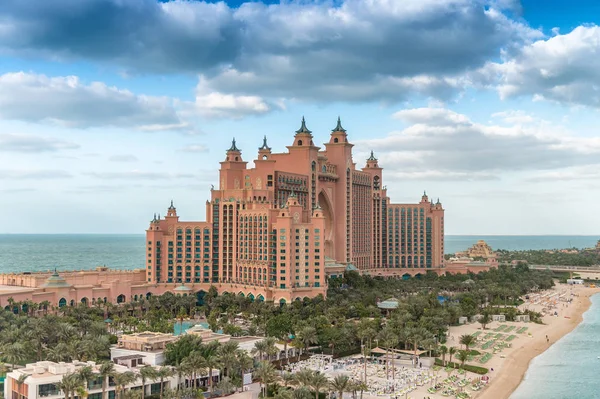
1;0;600;235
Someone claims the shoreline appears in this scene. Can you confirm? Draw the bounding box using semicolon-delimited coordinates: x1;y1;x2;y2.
478;286;597;399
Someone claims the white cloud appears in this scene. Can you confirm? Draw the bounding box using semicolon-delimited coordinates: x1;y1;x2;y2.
477;25;600;109
0;72;191;130
179;144;209;153
108;155;138;162
0;169;72;179
0;0;541;103
357;107;600;180
0;133;79;152
84;171;197;180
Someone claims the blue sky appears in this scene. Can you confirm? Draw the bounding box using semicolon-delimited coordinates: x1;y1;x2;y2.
1;0;600;235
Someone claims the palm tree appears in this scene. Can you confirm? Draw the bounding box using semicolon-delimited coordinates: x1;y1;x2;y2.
252;339;268;361
459;334;475;352
77;365;95;398
56;372;82;399
155;366;174;399
352;380;368;399
3;342;26;370
456;350;469;369
204;355;220;397
236;351;254;392
448;347;457;366
281;372;295;388
292;386;313;399
297;327;318;357
181;352;206;389
217;341;239;378
310;371;329;399
99;361;115;399
293;369;314;388
329;375;350;399
216;376;235;396
139;366;158;399
255;361;278;398
113;371;138;399
439;345;448;366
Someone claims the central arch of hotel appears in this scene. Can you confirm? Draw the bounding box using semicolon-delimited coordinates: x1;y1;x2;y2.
317;190;334;259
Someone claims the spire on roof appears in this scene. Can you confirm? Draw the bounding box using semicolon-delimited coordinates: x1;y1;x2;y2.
168;200;175;210
259;135;271;151
436;198;440;204
367;150;377;161
295;116;312;134
228;137;241;152
332;116;346;132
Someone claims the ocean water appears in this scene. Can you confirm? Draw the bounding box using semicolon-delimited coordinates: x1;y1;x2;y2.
0;234;598;274
511;293;600;399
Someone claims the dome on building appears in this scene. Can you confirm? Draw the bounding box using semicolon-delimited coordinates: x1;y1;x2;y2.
173;284;192;292
41;269;71;288
346;264;358;271
377;298;399;310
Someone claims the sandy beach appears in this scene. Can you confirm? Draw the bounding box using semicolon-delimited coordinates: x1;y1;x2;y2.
399;283;598;399
478;284;597;399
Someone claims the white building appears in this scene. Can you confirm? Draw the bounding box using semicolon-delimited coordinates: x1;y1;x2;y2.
3;361;179;399
110;332;177;366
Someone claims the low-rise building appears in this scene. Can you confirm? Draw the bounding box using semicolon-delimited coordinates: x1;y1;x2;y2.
110;332;177;366
3;361;178;399
184;325;232;344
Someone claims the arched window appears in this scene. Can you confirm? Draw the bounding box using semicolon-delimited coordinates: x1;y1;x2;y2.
334;138;339;143
297;140;303;146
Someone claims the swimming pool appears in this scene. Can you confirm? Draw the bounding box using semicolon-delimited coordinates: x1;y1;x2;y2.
173;321;210;336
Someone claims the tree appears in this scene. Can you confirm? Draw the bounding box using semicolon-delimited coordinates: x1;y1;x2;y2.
164;335;204;366
292;387;313;399
479;313;491;330
139;366;158;399
448;347;457;366
456;350;469;369
438;345;448;366
293;369;314;388
56;372;82;399
99;362;116;399
236;351;254;392
204;354;221;397
76;365;95;399
297;327;318;357
113;371;138;399
2;342;26;370
329;375;350;399
281;372;295;388
310;371;329;399
156;367;174;399
255;361;278;398
459;334;475;352
216;377;235;396
181;352;206;389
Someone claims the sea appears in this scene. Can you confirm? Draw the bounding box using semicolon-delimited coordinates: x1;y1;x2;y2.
0;234;597;274
511;293;600;399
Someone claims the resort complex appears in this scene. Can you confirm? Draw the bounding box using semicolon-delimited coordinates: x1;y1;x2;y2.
145;118;446;302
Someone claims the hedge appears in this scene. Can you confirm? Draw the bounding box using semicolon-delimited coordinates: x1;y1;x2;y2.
434;358;488;375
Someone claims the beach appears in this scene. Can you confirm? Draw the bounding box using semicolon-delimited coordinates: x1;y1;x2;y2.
478;284;597;399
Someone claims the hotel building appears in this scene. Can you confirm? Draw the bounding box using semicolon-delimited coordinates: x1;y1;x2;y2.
145;118;445;303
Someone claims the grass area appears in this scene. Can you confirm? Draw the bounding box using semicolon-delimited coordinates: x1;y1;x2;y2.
506;335;517;342
504;326;516;333
494;324;507;332
434;358;489;375
517;327;528;334
472;331;482;337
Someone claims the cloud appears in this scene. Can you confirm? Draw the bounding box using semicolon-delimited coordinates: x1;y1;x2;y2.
0;0;540;103
108;154;138;162
476;25;600;109
0;169;72;179
84;171;197;180
0;72;191;130
356;107;600;180
178;144;209;153
0;133;79;152
0;188;37;193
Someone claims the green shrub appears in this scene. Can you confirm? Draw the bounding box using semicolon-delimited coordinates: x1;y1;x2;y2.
434;358;488;375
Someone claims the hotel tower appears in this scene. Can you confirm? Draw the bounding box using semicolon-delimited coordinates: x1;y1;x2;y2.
146;118;445;303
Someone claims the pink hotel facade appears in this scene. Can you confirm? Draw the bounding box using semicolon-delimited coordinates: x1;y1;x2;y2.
0;118;453;309
145;118;445;302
